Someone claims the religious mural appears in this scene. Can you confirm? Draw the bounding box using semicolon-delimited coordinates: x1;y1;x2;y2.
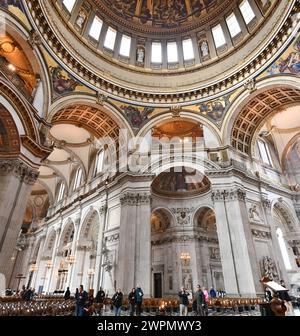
120;105;154;129
265;33;300;76
102;0;218;28
198;94;231;123
50;66;79;96
152;167;210;196
0;0;23;11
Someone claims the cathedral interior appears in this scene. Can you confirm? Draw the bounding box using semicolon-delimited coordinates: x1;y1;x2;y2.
1;0;300;316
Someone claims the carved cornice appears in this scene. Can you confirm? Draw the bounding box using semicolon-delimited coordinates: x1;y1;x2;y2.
99;205;107;215
0;159;39;185
251;229;271;239
171;207;195;226
211;188;246;202
262;197;272;210
105;233;119;243
23;0;299;106
120;192;151;206
152;234;218;246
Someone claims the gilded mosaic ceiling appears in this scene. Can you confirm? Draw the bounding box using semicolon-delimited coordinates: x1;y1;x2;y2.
100;0;219;29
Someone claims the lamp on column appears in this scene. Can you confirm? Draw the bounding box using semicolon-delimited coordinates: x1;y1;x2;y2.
65;255;76;264
180;252;191;266
46;260;53;269
88;268;95;289
30;264;38;272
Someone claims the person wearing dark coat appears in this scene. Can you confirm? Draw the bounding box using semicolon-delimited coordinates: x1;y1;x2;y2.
128;288;136;316
112;289;123;316
96;287;106;303
178;287;190;316
75;285;88;316
64;287;71;300
135;285;144;316
194;285;205;316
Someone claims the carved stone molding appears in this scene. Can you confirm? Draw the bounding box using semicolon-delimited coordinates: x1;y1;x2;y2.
96;92;109;106
171;208;195;226
152;234;218;246
99;205;107;215
120;192;151;206
211;188;246;202
28;30;42;47
251;229;271;239
262;197;272;210
0;159;39;185
105;233;119;243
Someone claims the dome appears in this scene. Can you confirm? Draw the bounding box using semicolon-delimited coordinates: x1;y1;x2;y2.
96;0;231;32
24;0;297;105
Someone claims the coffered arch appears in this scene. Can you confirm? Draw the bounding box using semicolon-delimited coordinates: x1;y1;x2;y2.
228;85;300;156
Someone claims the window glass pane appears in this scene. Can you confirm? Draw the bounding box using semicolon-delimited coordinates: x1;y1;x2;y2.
239;0;255;24
212;24;226;48
258;140;272;165
167;42;178;63
104;27;117;50
120;35;131;57
276;228;292;270
151;42;162;63
182;39;194;61
89;16;103;41
95;150;104;175
226;13;241;38
63;0;76;13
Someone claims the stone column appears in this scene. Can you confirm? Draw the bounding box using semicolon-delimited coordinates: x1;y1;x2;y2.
45;227;61;293
212;188;257;296
116;192;151;296
93;205;107;291
0;160;38;285
67;217;80;290
261;198;288;284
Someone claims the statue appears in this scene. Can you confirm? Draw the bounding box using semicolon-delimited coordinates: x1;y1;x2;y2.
262;256;278;281
75;10;87;29
136;47;145;64
200;40;209;58
249;205;261;222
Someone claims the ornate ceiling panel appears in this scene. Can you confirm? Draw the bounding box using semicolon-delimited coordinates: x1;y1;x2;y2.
22;0;298;106
98;0;229;32
231;88;300;154
52;105;120;140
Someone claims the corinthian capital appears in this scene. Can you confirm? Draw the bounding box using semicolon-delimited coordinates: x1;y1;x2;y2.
211;188;246;202
0;159;39;185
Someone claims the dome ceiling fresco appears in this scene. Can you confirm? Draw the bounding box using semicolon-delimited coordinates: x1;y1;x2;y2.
99;0;219;29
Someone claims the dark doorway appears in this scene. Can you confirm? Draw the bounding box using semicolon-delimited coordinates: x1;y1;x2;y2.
154;273;162;298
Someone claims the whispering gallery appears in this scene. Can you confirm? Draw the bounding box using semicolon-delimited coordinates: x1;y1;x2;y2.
1;0;300;317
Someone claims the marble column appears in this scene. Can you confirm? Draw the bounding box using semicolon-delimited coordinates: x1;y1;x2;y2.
93;205;107;291
67;217;80;290
45;227;61;293
212;188;257;296
261;198;289;284
0;159;38;285
116;192;151;296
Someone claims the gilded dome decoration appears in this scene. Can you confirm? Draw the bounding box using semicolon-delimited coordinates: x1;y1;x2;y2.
101;0;218;29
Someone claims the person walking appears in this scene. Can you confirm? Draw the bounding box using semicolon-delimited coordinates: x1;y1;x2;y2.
178;286;190;316
112;288;123;316
75;285;88;316
194;284;205;316
135;285;144;316
64;287;70;300
128;288;136;316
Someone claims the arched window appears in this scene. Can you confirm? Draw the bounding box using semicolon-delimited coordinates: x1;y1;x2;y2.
94;150;104;176
257;139;273;166
73;167;83;190
57;182;65;202
276;228;292;270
